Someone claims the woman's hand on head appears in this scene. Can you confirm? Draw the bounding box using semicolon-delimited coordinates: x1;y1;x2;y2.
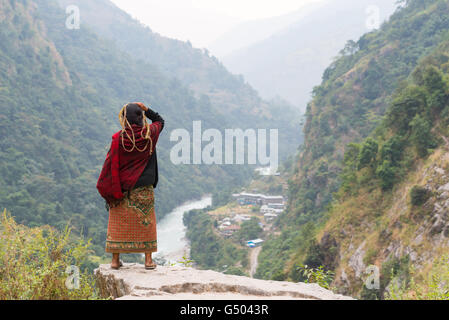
135;102;149;112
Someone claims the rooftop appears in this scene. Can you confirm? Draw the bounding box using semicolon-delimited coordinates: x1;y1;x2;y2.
233;192;284;200
247;239;264;244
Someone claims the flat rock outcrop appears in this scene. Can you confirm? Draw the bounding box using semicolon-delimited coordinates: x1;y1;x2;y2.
94;263;354;300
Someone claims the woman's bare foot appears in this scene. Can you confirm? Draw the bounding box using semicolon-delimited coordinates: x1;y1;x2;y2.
145;253;156;270
111;253;121;269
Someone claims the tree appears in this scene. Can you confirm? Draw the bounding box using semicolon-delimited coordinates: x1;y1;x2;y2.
387;85;427;132
410;114;433;157
426;75;448;114
358;138;379;170
414;66;448;114
376;160;396;190
361;59;383;100
380;135;404;165
340;40;359;56
237;217;263;242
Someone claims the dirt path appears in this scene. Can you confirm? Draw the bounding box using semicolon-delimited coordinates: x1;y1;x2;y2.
249;246;262;278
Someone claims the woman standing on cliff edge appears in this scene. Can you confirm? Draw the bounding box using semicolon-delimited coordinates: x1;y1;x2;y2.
97;102;165;270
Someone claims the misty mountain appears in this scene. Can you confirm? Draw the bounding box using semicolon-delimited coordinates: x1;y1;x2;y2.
208;0;327;58
220;0;399;112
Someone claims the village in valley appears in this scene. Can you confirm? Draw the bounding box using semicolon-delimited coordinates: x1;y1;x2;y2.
205;169;288;249
174;166;291;277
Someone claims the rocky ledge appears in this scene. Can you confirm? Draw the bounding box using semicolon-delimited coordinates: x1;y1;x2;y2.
95;263;354;300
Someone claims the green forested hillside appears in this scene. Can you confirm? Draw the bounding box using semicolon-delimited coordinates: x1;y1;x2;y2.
256;0;449;296
0;0;300;255
0;0;112;252
316;40;449;298
288;0;449;226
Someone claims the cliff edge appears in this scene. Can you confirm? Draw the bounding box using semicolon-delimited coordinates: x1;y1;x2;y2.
95;263;354;300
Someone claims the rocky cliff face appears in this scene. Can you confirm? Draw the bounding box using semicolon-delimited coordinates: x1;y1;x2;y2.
94;264;353;300
326;145;449;297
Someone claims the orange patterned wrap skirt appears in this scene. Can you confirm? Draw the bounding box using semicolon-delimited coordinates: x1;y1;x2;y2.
105;185;157;253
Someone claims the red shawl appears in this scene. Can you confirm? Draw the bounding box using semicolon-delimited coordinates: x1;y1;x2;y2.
97;123;162;204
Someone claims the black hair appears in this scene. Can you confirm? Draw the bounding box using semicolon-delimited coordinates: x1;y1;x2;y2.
125;103;144;126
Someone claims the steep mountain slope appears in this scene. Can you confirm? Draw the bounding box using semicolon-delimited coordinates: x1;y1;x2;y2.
285;0;449;227
0;0;114;250
315;36;449;299
255;0;449;297
221;0;398;111
0;0;300;255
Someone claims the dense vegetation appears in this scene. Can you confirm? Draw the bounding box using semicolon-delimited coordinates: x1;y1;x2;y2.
256;0;449;297
386;255;449;300
324;37;449;299
183;209;249;276
339;57;449;198
0;0;301;258
0;0;113;253
0;210;99;299
287;0;449;226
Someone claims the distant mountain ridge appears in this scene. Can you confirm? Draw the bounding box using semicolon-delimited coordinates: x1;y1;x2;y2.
208;0;328;58
220;0;398;112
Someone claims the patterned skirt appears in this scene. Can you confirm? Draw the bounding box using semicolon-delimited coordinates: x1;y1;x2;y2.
105;185;157;253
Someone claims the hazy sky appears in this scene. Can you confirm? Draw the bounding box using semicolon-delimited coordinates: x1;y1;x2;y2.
110;0;324;48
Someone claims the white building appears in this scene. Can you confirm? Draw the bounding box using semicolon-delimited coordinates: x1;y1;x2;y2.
260;205;284;215
233;192;284;206
255;167;280;176
267;202;285;210
260;205;271;214
264;213;278;222
218;221;232;229
232;214;251;223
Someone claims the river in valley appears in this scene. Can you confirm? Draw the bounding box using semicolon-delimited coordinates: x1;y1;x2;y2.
153;195;212;264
